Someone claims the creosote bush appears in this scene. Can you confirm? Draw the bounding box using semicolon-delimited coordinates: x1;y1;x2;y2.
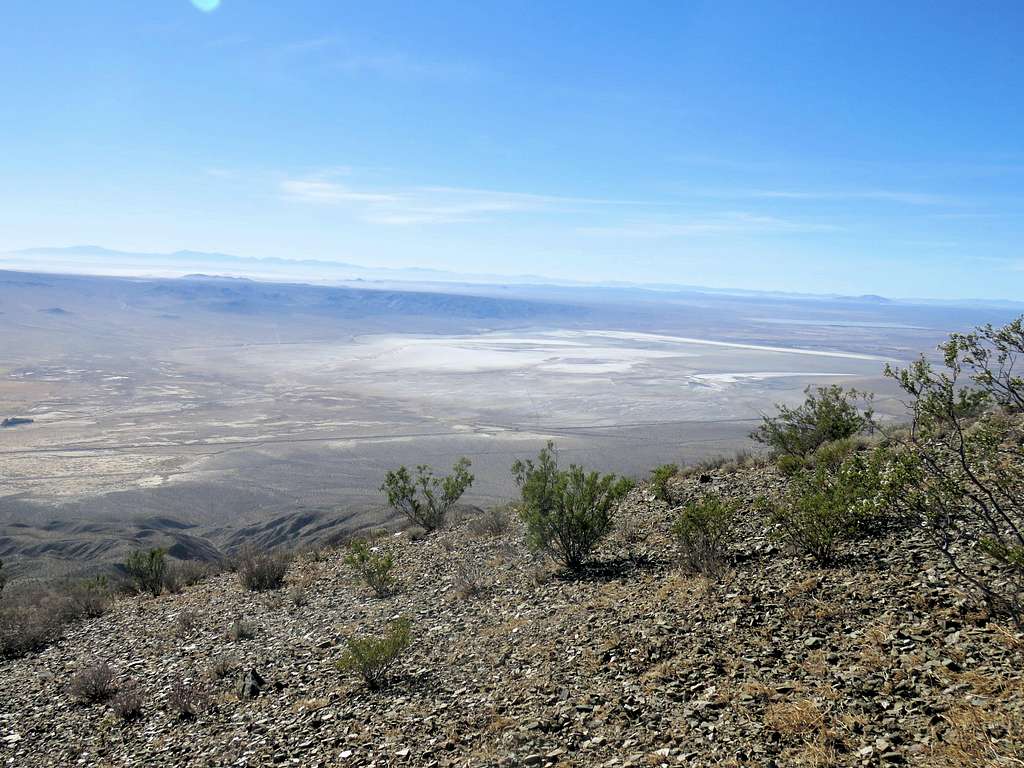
236;546;290;592
344;539;396;597
69;662;118;705
762;445;890;565
512;441;634;572
752;384;875;459
336;617;412;690
649;464;679;502
880;317;1024;623
672;496;738;576
125;548;168;597
380;457;474;532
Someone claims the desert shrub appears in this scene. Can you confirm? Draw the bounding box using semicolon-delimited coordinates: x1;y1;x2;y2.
467;504;515;538
175;610;199;637
226;615;256;641
63;576;113;620
289;585;308;608
208;654;239;680
125;548;168;597
164;560;216;594
452;558;490;600
672;496;739;576
112;682;144;722
380;458;474;532
649;464;679;502
69;662;117;705
337;617;412;690
0;587;66;659
752;384;875;459
167;679;208;720
512;442;634;572
344;540;396;597
882;317;1024;623
763;446;890;564
236;546;289;592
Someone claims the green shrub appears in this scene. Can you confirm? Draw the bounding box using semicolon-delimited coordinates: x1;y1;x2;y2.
380;458;473;532
512;442;634;572
125;548;168;597
344;539;396;597
752;384;874;459
236;546;289;592
337;617;412;690
883;317;1024;623
649;464;679;502
764;446;889;564
672;496;738;576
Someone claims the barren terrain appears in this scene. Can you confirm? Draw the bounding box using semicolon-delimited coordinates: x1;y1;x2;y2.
0;269;1016;580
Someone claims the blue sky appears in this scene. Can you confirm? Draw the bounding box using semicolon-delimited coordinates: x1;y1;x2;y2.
1;1;1022;299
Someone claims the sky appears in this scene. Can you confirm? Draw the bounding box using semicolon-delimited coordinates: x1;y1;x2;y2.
1;1;1022;299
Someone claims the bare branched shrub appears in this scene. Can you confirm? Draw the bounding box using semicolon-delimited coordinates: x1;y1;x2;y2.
164;560;216;594
289;585;308;608
344;540;396;597
380;458;474;531
453;558;490;600
62;576;113;620
672;496;738;576
337;617;412;690
226;615;256;641
69;662;118;705
112;682;144;722
0;587;66;659
236;546;290;592
175;610;199;637
208;654;239;680
167;679;209;720
468;504;515;538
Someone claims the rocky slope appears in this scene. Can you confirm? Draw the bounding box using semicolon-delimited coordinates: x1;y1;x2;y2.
2;465;1022;767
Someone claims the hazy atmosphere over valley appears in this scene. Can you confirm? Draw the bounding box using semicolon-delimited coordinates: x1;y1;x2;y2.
1;259;1018;580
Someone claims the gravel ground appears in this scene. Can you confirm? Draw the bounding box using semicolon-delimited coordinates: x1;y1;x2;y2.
2;465;1022;767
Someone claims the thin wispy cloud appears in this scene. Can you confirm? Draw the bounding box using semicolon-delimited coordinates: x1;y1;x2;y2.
281;180;397;205
578;212;841;238
277;36;481;83
726;189;958;206
279;177;686;225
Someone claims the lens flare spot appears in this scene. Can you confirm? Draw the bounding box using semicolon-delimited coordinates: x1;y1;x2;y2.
191;0;221;12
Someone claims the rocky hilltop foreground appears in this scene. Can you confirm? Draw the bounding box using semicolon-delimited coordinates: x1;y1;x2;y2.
1;463;1022;768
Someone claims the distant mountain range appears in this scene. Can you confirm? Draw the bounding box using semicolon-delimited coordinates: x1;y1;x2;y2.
3;245;1023;309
